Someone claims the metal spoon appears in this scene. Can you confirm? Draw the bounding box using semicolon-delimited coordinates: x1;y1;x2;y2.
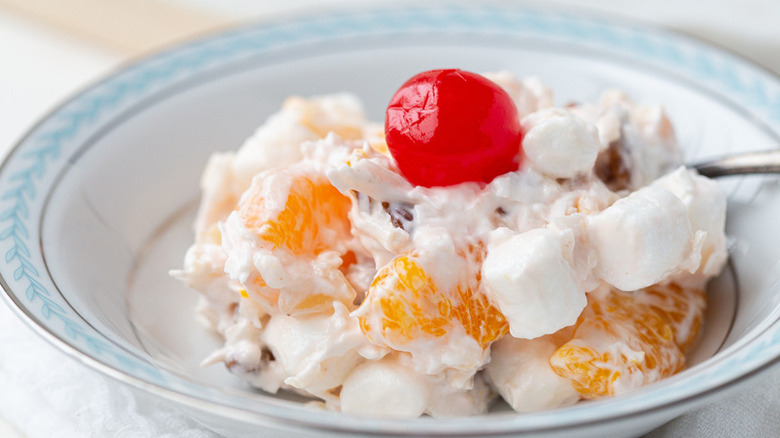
693;150;780;178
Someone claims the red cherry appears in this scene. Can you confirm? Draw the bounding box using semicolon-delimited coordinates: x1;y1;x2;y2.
385;69;523;187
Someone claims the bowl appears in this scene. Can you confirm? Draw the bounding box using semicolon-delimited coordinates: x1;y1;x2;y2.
2;4;780;437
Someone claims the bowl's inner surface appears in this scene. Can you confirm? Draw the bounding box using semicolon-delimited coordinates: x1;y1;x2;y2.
37;39;780;411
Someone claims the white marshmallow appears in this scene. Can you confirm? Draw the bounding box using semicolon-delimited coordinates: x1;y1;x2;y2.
340;357;430;417
587;185;695;291
486;336;580;412
482;228;586;339
653;167;728;277
521;108;600;178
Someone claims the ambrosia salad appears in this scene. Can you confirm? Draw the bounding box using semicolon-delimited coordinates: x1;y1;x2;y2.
172;69;727;416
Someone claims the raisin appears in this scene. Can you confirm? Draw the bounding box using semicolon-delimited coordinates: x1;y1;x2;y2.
386;202;414;231
595;129;632;192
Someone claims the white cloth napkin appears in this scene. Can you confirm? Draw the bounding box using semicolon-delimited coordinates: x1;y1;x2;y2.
648;366;780;437
0;302;219;438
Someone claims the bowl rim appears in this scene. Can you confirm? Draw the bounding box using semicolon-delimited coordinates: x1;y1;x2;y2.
2;2;780;435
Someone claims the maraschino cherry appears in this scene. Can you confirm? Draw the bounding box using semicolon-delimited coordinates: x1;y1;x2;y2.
385;69;523;187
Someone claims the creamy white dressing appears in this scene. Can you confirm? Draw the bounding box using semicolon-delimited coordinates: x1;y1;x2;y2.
172;74;728;417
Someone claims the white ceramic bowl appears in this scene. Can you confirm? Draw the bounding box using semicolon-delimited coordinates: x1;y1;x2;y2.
2;4;780;437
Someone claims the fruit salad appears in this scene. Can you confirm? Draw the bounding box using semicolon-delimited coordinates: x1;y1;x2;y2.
172;69;728;416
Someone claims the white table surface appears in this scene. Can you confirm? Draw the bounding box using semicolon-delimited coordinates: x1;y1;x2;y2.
1;1;779;437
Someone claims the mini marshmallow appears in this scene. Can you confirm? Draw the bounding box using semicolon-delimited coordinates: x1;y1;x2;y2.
587;185;696;291
521;108;600;178
653;167;728;277
339;357;430;417
483;228;586;339
486;336;580;412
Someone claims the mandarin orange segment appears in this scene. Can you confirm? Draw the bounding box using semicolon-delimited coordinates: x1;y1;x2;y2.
453;243;508;347
237;173;351;256
549;283;705;399
357;251;508;350
234;169;355;314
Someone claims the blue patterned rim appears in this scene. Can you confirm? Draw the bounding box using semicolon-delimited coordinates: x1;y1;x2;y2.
1;3;780;435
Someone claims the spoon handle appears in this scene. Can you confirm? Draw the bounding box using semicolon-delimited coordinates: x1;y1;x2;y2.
693;150;780;178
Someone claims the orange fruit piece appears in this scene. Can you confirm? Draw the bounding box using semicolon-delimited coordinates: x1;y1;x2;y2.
356;248;508;353
235;168;354;314
549;282;705;398
237;171;352;256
